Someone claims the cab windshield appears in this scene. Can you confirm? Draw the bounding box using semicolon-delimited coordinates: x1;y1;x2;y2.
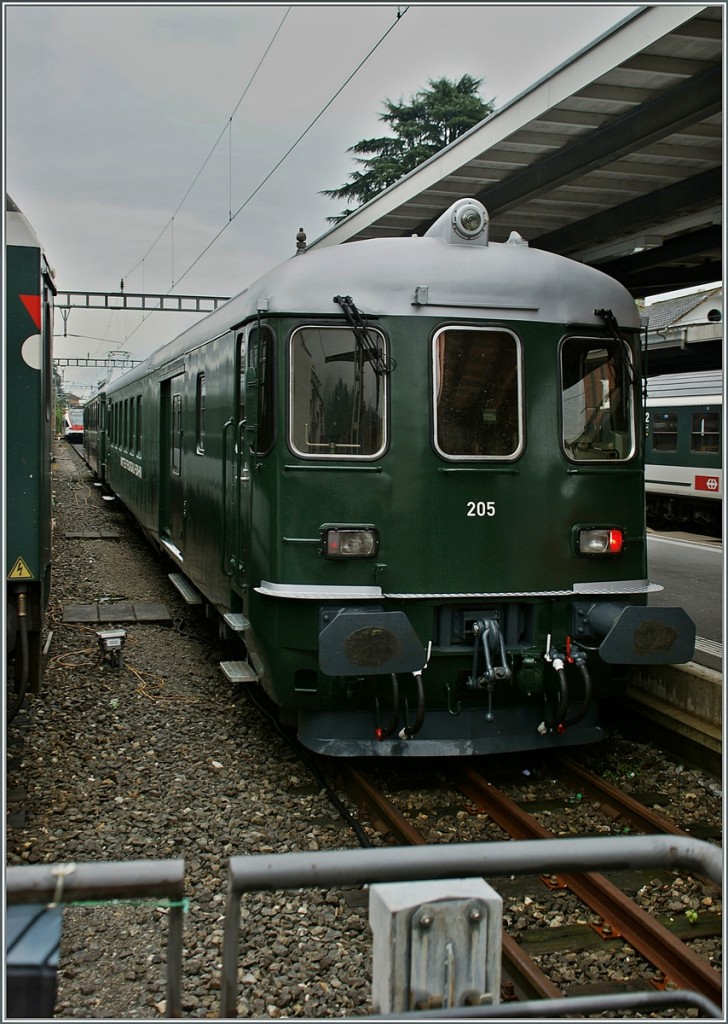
289;325;387;458
433;327;522;459
561;337;635;461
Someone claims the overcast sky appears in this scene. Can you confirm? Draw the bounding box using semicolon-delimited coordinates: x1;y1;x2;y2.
5;3;647;393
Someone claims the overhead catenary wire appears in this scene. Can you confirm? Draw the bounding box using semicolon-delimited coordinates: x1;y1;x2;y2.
122;6;409;343
170;6;411;289
122;6;293;285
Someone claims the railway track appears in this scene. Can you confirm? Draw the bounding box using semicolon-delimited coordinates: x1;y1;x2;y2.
339;759;722;1011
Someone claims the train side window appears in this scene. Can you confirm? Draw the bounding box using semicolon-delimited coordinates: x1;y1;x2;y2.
691;411;720;454
248;325;275;455
136;396;142;454
652;412;678;452
196;373;206;454
129;397;136;452
561;337;635;462
171;393;182;475
433;327;522;460
237;334;246;424
289;325;387;459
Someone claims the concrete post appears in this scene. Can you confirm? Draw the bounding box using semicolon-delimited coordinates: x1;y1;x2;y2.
369;877;502;1014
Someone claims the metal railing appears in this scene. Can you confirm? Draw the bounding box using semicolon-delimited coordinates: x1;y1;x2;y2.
6;858;185;1018
222;834;723;1019
6;837;723;1020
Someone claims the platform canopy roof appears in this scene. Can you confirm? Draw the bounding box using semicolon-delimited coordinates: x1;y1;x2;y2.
308;4;722;299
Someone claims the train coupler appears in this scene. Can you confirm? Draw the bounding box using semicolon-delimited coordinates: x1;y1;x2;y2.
466;619;511;689
466;619;512;722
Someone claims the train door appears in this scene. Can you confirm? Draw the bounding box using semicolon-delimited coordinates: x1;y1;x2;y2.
234;331;251;584
159;373;186;556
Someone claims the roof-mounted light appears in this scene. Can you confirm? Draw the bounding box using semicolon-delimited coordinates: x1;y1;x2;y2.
424;198;490;246
452;200;488;241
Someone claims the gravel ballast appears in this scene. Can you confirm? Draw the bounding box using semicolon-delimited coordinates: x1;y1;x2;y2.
8;443;372;1018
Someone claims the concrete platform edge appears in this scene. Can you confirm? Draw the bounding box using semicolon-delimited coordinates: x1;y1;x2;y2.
628;661;722;733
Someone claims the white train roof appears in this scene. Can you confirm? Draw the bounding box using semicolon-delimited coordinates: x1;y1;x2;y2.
110;200;640;385
645;369;723;403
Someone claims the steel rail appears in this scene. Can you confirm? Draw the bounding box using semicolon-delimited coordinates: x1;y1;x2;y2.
556;754;690;838
555;754;720;891
456;768;722;1007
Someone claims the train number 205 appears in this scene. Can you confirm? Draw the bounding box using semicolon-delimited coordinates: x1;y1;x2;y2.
467;501;496;517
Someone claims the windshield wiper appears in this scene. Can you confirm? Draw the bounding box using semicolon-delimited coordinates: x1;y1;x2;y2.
333;295;396;376
594;307;638;387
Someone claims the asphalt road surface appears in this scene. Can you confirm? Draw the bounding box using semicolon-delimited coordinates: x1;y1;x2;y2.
647;531;723;643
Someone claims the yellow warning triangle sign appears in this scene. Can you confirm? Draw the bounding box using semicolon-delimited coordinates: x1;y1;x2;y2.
8;557;34;580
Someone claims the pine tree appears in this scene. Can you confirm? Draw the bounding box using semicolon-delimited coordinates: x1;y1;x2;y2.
322;75;494;222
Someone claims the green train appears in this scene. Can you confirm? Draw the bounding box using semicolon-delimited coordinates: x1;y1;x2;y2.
5;195;56;719
83;198;695;756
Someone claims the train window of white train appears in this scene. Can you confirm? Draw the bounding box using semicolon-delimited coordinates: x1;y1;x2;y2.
196;373;206;454
289;325;387;459
652;413;678;452
433;327;521;460
561;337;635;462
691;411;720;454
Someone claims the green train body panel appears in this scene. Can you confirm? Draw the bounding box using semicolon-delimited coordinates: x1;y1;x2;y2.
88;199;695;755
6;246;53;583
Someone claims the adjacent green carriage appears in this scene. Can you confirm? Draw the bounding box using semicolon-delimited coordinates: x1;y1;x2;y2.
5;195;56;714
645;370;722;533
88;199;695;756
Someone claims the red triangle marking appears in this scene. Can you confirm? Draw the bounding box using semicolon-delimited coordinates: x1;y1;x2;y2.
20;294;41;329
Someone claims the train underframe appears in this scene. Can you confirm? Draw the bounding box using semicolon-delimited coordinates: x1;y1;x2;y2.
238;593;695;758
646;492;721;535
6;579;48;722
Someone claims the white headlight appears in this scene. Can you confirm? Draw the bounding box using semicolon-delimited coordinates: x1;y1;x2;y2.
322;527;379;559
578;528;624;555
